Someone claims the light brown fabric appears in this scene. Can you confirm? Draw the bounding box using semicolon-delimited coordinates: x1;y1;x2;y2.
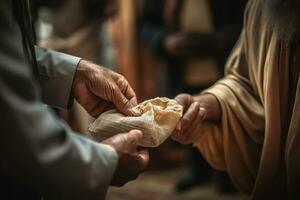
87;97;183;147
194;0;300;199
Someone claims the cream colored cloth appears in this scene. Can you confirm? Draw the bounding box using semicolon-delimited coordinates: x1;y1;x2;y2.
88;97;183;147
194;0;300;199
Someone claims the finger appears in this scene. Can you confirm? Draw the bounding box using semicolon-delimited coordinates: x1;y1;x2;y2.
191;121;204;142
181;102;199;131
184;107;207;141
175;94;192;112
175;121;182;131
183;119;200;144
112;85;141;116
171;129;181;141
123;130;143;151
116;76;138;106
171;129;180;138
199;107;207;120
175;95;188;106
175;108;200;144
183;107;207;143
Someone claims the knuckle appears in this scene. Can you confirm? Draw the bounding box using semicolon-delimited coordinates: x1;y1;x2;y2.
110;84;118;92
119;75;126;82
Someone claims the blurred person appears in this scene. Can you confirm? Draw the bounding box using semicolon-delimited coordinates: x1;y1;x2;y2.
139;0;245;193
0;0;149;199
172;0;300;199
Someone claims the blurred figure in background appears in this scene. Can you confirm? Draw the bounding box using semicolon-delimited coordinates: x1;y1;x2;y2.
139;0;246;193
32;0;117;132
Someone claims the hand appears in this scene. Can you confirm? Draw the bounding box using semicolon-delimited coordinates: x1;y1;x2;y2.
102;130;149;186
171;94;206;144
72;60;141;118
172;93;221;144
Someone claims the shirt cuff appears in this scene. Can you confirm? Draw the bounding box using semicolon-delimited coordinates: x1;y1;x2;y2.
35;47;81;109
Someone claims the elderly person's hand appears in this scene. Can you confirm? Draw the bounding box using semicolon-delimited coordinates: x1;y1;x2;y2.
172;93;221;144
72;60;140;118
73;60;149;186
103;130;149;186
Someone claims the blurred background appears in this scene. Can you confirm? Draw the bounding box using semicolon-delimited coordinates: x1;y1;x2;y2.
31;0;248;199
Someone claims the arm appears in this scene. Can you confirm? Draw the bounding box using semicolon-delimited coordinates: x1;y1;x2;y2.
35;47;140;117
172;29;265;194
0;1;147;199
0;3;117;199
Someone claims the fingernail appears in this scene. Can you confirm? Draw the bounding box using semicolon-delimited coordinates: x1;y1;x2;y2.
192;102;199;107
131;108;142;116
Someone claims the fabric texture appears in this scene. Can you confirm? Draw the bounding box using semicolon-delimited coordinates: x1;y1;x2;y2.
88;97;183;147
193;0;300;199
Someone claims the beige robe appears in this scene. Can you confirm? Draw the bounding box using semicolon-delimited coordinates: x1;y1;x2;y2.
194;0;300;199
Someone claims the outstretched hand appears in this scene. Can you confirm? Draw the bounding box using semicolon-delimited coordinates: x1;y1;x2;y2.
172;93;221;144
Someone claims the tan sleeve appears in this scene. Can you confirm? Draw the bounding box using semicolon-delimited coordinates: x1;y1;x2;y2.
194;29;265;194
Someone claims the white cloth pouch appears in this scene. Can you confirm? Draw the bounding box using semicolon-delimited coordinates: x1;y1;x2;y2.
87;97;183;147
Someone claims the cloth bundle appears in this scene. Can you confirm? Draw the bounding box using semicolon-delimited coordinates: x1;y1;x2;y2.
87;97;183;147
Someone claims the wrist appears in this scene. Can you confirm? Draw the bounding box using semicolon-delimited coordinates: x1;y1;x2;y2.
193;94;221;121
72;60;92;90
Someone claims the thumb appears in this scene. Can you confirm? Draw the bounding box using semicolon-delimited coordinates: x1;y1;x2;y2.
175;94;193;112
123;130;143;151
112;87;141;116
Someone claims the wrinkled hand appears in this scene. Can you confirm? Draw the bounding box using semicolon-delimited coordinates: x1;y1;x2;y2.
102;130;149;186
171;94;207;144
72;60;140;118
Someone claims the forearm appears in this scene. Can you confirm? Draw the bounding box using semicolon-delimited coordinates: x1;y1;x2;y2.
193;94;221;121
